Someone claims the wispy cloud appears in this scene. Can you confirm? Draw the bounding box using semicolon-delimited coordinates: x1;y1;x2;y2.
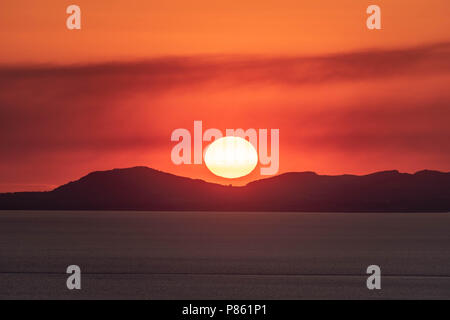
0;42;449;191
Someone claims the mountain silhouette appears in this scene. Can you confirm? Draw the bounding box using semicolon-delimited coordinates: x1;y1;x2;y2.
0;167;449;212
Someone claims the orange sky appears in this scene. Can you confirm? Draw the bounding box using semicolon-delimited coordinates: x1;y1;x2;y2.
1;0;449;63
0;0;449;191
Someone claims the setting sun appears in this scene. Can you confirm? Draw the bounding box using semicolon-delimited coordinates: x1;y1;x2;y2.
204;136;258;179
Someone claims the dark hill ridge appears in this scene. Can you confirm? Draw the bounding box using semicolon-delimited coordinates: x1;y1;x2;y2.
0;167;449;211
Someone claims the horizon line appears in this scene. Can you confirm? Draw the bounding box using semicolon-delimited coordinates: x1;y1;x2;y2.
2;165;449;195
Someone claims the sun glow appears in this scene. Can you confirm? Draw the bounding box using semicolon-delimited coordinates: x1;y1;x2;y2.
204;136;258;179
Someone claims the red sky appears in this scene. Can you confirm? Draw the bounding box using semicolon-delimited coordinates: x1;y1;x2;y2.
0;1;449;191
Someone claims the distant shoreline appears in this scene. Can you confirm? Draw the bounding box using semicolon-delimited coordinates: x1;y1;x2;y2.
1;167;449;212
